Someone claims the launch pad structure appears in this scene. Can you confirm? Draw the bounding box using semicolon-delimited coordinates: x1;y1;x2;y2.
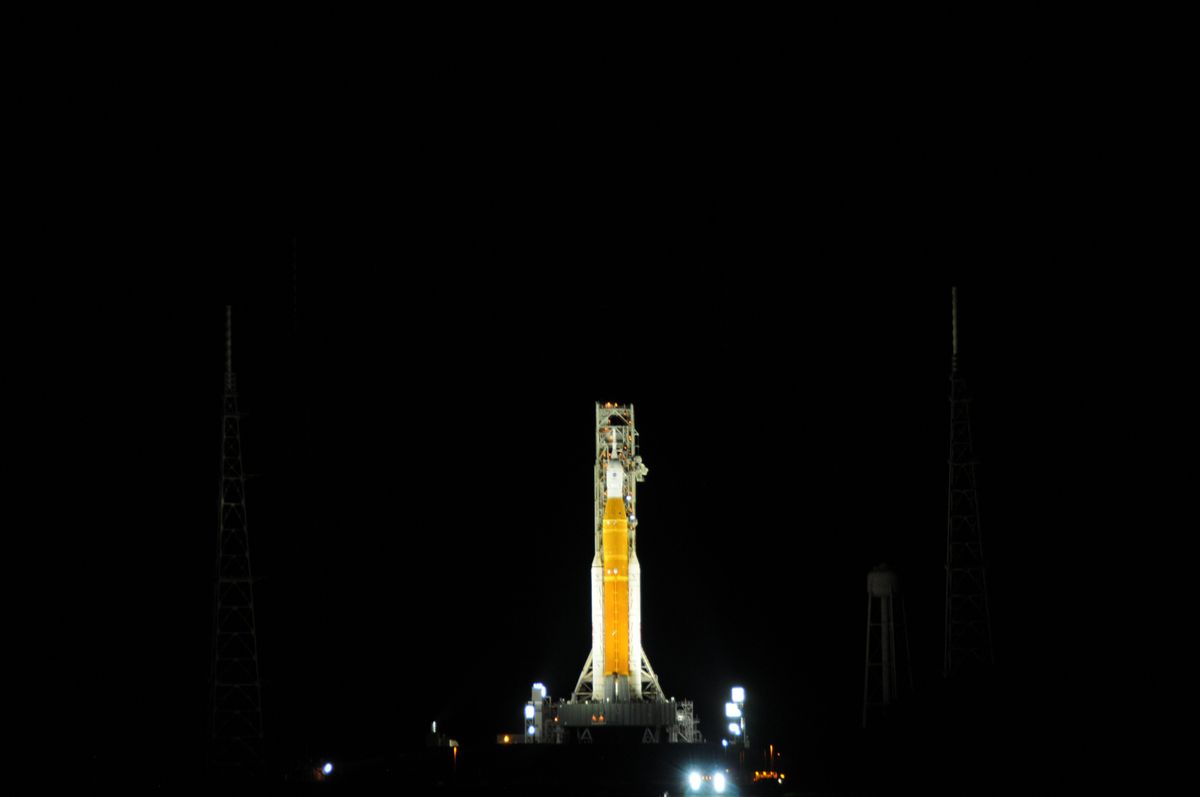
511;403;701;745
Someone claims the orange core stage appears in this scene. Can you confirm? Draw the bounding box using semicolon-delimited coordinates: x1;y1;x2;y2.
602;496;629;675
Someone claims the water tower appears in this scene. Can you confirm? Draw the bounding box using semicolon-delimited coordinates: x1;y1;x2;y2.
862;563;913;727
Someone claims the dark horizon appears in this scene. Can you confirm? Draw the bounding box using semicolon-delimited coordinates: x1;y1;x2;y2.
72;252;1092;789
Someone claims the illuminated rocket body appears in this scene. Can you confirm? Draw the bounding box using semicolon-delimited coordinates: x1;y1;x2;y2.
602;444;630;685
591;436;643;701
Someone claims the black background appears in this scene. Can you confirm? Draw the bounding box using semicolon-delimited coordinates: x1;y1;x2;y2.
63;241;1111;786
30;43;1168;790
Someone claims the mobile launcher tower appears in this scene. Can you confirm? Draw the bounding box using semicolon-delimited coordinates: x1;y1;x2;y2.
519;404;701;744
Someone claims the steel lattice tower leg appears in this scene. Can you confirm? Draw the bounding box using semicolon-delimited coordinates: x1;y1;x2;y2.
943;289;995;677
210;306;264;766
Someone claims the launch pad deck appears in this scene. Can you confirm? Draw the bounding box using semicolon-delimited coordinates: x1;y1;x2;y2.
556;699;679;728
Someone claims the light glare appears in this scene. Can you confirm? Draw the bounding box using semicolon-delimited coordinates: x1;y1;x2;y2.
714;771;727;792
688;771;703;791
725;702;742;718
322;762;333;775
525;704;535;719
731;686;745;703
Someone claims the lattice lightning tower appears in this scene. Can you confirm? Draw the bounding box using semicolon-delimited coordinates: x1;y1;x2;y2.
943;288;996;676
209;306;264;765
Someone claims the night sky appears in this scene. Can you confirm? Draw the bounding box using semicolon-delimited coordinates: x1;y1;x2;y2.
69;246;1103;785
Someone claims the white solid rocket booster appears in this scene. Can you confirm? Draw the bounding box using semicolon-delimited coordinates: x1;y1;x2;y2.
629;528;643;700
590;544;605;700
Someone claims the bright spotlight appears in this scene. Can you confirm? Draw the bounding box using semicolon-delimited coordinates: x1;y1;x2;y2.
725;702;742;718
322;762;333;775
688;771;703;791
527;725;535;735
728;722;741;736
721;739;728;748
525;704;536;719
731;686;745;703
713;771;727;793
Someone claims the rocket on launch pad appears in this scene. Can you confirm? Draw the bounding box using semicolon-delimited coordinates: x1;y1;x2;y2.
529;403;700;740
575;403;660;705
